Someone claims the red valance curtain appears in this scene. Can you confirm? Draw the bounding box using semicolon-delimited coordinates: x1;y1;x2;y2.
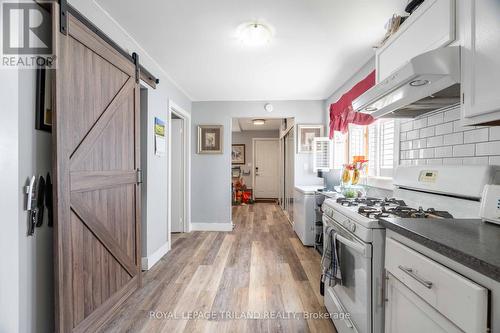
329;70;376;139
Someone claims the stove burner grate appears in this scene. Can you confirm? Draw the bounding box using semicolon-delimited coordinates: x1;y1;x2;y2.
358;206;390;219
336;198;358;207
381;198;407;207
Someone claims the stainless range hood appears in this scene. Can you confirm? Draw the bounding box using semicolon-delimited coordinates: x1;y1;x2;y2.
352;47;461;119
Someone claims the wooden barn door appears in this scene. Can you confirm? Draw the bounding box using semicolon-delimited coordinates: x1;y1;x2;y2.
53;7;142;333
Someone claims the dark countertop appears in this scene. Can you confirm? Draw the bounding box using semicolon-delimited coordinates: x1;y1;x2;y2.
379;217;500;282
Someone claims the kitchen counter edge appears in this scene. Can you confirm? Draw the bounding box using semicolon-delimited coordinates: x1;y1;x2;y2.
379;217;500;283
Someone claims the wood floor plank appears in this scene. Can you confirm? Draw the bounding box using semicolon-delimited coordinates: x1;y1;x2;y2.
97;203;336;333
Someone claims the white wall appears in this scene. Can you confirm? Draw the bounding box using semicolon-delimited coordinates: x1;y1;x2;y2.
232;130;280;187
18;69;54;333
68;0;192;267
192;100;324;226
0;67;54;333
400;106;500;166
0;68;20;333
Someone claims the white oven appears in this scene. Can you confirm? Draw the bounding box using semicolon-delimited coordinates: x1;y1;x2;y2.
323;214;373;333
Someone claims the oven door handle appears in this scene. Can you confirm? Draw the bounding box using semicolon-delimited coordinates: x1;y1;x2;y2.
336;234;372;258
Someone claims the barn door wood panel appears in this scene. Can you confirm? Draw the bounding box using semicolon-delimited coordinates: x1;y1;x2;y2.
53;8;141;333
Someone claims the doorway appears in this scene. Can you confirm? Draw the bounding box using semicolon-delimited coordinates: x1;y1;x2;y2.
231;118;281;206
170;114;184;233
168;101;191;242
253;138;280;199
279;121;295;223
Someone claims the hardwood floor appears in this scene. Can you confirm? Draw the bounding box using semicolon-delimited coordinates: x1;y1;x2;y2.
98;203;336;332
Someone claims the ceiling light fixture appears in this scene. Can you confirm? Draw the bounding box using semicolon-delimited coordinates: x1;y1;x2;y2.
253;119;266;126
365;106;378;112
237;22;273;47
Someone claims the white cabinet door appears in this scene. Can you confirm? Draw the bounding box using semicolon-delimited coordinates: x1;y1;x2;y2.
385;273;462;333
376;0;456;83
462;0;500;124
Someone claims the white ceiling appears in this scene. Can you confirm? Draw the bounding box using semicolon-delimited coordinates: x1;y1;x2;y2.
232;118;282;132
97;0;404;101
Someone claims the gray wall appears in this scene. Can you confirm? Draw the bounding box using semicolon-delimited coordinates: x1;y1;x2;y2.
192;100;325;225
69;0;192;265
232;130;280;186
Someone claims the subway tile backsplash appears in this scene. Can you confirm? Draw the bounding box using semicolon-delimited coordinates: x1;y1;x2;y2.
400;106;500;166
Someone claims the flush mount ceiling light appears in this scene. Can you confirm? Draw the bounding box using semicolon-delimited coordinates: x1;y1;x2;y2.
365;106;378;112
410;79;430;87
253;119;266;126
236;22;273;47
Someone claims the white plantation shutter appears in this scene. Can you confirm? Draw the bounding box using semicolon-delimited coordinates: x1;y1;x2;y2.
333;132;346;169
313;137;333;171
367;119;395;177
348;124;366;162
380;120;395;170
368;122;378;175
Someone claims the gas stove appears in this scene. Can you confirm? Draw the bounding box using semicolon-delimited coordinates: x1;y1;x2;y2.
336;197;454;220
321;165;500;333
322;196;455;231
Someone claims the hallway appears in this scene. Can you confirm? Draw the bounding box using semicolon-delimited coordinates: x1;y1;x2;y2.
98;203;336;332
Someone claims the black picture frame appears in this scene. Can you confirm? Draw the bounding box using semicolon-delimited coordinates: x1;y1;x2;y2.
231;144;246;165
35;67;52;132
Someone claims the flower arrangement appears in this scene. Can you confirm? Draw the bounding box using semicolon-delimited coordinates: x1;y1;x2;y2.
341;156;368;187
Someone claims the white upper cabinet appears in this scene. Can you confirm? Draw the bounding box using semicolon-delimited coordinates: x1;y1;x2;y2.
461;0;500;125
376;0;456;83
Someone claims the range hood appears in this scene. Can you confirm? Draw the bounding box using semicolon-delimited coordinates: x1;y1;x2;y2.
352;46;461;119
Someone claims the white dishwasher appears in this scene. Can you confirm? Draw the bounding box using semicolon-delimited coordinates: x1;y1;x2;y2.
384;237;489;333
293;186;322;246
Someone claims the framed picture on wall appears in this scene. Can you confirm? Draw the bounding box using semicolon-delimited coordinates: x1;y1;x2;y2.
35;67;52;132
231;144;245;165
197;125;223;154
297;124;324;153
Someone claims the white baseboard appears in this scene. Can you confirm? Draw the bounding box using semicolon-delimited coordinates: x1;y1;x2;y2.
190;222;233;232
141;241;170;271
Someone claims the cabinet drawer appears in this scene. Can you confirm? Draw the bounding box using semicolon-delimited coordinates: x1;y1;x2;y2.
385;237;488;333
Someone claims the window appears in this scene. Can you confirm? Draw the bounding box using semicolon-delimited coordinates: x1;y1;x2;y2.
342;119;396;178
367;119;396;177
332;131;346;169
313;137;334;171
348;124;366;163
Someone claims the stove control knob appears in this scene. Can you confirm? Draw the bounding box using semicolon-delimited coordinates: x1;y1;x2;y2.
350;224;356;232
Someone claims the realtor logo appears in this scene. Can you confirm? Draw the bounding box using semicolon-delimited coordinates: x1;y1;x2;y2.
2;0;54;67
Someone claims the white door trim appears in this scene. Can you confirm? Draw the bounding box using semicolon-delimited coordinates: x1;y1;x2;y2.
252;138;279;200
168;100;191;245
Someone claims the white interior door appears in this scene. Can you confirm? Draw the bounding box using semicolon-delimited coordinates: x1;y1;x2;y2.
254;139;279;198
171;118;184;232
